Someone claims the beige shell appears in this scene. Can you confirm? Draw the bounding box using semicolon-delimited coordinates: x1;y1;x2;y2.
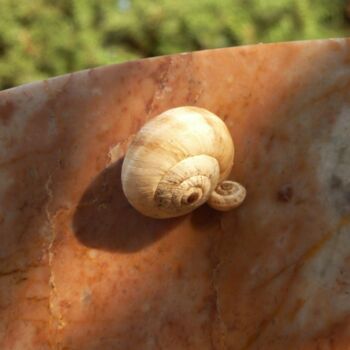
121;106;246;218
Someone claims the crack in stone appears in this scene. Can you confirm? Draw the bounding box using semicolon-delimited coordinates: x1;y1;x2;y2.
241;266;299;350
44;173;66;349
254;215;350;293
240;238;331;349
146;56;174;118
0;268;33;277
210;217;229;350
253;231;334;292
25;296;49;302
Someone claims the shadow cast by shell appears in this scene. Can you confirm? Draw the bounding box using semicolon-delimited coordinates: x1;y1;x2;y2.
72;158;186;252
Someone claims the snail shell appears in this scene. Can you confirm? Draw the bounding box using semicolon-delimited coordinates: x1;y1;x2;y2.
121;106;246;218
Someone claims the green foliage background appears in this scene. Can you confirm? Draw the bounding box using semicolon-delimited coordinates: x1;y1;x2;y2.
0;0;349;90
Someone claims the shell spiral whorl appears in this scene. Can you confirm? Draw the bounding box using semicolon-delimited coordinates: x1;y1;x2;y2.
208;180;247;211
154;154;220;213
121;106;245;218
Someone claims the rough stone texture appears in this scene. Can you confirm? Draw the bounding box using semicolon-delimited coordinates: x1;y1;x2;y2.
1;38;350;349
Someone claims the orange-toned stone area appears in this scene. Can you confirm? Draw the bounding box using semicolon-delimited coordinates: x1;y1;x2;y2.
1;38;350;349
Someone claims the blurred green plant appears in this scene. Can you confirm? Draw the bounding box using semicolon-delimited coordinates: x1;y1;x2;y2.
0;0;349;90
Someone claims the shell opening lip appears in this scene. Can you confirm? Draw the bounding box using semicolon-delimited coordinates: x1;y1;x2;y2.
181;187;203;206
185;191;199;204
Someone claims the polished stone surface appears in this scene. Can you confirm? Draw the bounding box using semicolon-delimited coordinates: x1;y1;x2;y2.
1;38;350;349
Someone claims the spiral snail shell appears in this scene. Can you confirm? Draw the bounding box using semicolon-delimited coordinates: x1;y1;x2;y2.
121;106;246;218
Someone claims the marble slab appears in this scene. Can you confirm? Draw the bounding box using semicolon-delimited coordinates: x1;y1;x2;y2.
1;38;350;349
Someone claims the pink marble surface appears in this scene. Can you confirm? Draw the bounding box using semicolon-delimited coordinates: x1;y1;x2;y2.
1;38;350;349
